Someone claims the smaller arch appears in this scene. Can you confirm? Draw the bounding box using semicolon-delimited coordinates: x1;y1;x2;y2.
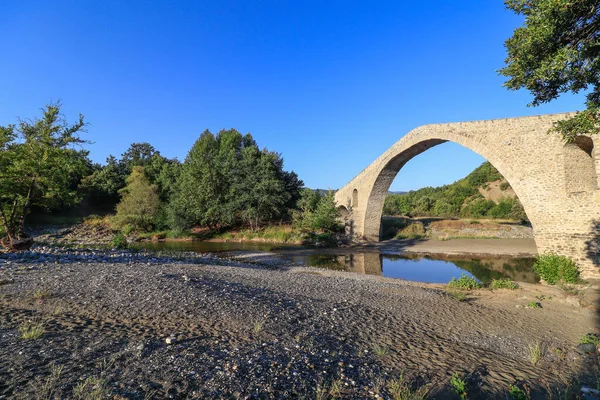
564;135;597;193
337;205;349;219
352;189;359;208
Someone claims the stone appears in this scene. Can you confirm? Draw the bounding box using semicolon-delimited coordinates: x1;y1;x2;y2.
165;336;177;345
577;343;597;354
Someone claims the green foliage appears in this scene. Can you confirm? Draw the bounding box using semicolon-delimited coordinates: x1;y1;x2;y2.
449;373;468;400
294;190;341;234
111;233;128;249
533;253;580;284
383;162;527;221
490;278;519;290
447;288;467;301
500;181;510;191
527;301;542;309
387;373;430;400
448;274;481;290
508;384;530;400
500;0;600;141
0;102;90;247
112;167;160;232
580;333;600;348
19;321;45;340
169;129;302;231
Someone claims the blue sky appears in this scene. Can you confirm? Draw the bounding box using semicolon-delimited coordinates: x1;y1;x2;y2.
0;1;586;191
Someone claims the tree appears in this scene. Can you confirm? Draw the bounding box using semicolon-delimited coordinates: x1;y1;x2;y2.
169;128;303;231
0;103;88;249
113;166;160;232
500;0;600;141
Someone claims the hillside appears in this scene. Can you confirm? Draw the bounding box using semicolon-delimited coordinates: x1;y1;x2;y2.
383;162;528;221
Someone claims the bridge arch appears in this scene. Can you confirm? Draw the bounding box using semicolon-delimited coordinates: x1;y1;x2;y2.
335;114;600;278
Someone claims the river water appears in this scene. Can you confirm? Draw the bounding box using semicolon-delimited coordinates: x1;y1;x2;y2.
135;241;539;284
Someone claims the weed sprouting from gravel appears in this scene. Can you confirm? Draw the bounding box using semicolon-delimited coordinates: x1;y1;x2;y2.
508;383;530;400
527;342;544;365
31;362;63;400
449;372;468;399
446;289;467;301
33;289;50;301
73;376;109;400
526;301;542;309
580;333;600;348
19;320;45;340
387;373;429;400
372;343;389;358
253;319;265;335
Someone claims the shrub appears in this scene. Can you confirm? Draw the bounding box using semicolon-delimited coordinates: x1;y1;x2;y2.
448;274;481;290
527;301;542;309
500;181;511;191
111;233;128;249
532;253;580;284
508;384;530;400
450;373;468;400
395;222;425;239
580;333;600;348
447;288;467;301
490;278;519;290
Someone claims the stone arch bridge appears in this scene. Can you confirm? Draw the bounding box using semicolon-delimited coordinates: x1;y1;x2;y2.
334;113;600;278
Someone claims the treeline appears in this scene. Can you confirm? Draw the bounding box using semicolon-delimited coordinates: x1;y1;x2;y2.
0;103;340;249
383;162;528;221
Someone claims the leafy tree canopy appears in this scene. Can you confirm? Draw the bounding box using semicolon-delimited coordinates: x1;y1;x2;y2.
500;0;600;141
0;103;89;248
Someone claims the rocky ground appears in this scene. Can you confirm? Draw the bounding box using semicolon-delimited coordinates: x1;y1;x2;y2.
0;246;599;399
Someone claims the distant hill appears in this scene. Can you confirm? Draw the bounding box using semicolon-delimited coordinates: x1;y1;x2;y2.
383;162;527;221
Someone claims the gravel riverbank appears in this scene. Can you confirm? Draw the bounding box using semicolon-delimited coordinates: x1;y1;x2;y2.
0;247;598;399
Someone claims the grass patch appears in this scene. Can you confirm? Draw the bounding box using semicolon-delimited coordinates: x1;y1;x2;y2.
19;320;45;340
447;288;467;301
31;362;63;399
73;376;110;400
508;384;530;400
528;342;544;365
580;333;600;348
395;222;426;240
253;319;265;335
33;289;51;301
372;343;389;357
387;373;429;400
448;274;481;290
490;278;519;290
526;301;542;309
212;225;305;243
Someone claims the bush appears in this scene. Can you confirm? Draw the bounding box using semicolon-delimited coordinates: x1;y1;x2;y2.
490;278;519;289
500;181;511;191
395;222;425;239
111;233;128;249
533;253;580;284
448;274;481;290
580;333;599;348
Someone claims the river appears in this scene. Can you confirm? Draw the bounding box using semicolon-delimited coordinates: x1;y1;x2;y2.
134;241;539;284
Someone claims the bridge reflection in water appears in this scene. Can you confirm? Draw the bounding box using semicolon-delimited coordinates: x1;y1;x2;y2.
298;252;539;284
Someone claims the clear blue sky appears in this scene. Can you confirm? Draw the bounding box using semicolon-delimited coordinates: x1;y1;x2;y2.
0;1;586;191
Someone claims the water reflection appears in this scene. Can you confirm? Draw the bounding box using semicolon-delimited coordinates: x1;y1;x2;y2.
295;253;538;284
134;241;538;284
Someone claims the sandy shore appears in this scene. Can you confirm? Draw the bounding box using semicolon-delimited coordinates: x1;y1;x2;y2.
354;238;538;257
0;250;597;399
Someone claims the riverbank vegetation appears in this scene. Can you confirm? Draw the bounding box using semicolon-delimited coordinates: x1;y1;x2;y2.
0;103;343;249
383;162;528;221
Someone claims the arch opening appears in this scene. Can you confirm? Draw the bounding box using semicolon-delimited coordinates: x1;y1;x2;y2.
363;140;535;246
352;189;358;208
